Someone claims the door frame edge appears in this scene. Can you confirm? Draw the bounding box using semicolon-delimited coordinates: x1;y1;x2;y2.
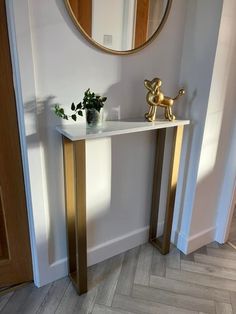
5;0;40;286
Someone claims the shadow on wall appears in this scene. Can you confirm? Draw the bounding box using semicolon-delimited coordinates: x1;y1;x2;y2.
24;96;67;264
104;79;147;120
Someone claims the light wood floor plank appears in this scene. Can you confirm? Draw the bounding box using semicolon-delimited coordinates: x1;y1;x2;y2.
95;253;124;306
112;293;199;314
181;246;207;263
132;284;215;313
230;292;236;314
194;253;236;270
195;246;208;255
181;260;236;281
151;248;166;277
166;246;181;270
207;242;220;249
134;243;153;286
18;284;51;314
150;275;230;303
78;264;105;314
1;284;35;314
181;251;194;262
116;247;140;296
215;302;233;314
87;261;108;290
166;267;236;292
77;287;98;314
36;277;70;314
55;282;84;314
0;292;14;312
220;243;236;252
92;303;134;314
207;248;236;260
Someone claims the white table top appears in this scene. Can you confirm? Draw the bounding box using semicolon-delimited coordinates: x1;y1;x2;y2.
56;119;190;141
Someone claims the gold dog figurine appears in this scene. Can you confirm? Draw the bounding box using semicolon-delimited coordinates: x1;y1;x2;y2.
144;78;185;122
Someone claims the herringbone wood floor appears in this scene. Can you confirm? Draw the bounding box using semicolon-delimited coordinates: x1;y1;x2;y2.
1;241;236;314
2;209;236;314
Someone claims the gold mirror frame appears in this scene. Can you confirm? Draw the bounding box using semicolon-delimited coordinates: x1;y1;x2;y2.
64;0;173;55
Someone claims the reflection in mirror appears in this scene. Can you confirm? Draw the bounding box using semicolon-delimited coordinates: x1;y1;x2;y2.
66;0;171;54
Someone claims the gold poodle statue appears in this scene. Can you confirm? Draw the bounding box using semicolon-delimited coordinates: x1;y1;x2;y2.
144;78;185;122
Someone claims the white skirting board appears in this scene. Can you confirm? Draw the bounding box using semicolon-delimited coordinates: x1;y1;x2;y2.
87;225;151;267
173;226;216;255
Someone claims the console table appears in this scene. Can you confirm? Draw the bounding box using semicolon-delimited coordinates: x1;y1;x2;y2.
57;119;190;294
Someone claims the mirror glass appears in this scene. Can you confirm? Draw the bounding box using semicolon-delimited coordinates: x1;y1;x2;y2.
65;0;172;54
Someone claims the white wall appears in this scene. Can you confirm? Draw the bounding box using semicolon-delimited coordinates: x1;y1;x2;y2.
173;0;236;253
183;0;236;250
172;0;223;252
192;0;235;237
10;0;188;286
210;0;236;243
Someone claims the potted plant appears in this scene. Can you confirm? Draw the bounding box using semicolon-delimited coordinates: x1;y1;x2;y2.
82;88;107;126
54;88;107;127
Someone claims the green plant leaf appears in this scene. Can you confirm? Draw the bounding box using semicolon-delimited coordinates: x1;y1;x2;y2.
82;89;107;112
78;110;83;116
71;102;75;110
76;102;82;109
71;114;77;121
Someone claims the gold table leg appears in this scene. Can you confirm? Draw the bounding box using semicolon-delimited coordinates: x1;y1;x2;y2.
63;137;87;294
149;126;184;255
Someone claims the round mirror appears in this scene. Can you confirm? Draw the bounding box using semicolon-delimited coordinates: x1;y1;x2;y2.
64;0;172;55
